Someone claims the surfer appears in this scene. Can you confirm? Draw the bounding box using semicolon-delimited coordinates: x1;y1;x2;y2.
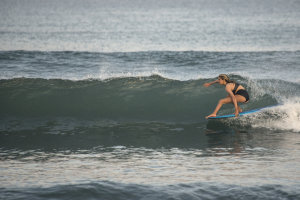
203;74;249;118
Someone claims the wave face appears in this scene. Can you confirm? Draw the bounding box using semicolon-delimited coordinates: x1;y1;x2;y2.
1;50;300;132
0;76;224;121
0;76;277;120
1;76;300;133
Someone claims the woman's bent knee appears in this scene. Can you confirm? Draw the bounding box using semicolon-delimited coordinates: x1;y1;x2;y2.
219;98;231;104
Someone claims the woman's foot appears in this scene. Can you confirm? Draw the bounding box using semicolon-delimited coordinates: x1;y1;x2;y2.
206;113;217;119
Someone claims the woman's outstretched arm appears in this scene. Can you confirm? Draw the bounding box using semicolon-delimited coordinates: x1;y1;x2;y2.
203;79;219;87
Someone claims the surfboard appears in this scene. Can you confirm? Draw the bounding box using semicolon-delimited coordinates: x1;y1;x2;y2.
208;104;279;119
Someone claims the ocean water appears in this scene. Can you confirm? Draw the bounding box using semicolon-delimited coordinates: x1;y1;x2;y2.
1;0;300;199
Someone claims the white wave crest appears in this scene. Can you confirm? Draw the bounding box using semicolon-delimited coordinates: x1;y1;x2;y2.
239;99;300;132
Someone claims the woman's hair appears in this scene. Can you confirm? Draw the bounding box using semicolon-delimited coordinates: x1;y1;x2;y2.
218;74;235;83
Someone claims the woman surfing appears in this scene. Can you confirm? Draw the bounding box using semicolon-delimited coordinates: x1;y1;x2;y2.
203;74;250;118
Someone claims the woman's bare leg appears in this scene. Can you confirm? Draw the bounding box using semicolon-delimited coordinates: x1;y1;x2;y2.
206;97;232;118
206;95;246;118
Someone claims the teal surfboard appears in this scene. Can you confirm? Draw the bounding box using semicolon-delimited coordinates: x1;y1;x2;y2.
208;105;279;119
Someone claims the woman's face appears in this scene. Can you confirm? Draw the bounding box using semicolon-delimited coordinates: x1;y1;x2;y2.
218;77;226;85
